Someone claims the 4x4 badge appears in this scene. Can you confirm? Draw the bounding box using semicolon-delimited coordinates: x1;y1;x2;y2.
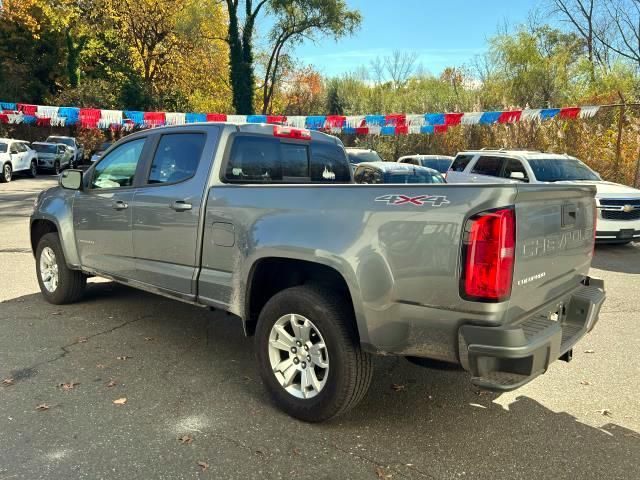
375;194;450;207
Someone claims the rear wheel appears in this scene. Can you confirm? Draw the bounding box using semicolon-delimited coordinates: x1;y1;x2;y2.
1;163;11;182
255;285;373;422
53;161;60;175
28;160;37;178
36;232;86;304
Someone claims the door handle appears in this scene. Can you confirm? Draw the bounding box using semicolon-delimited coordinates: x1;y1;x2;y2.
112;200;128;210
171;200;192;212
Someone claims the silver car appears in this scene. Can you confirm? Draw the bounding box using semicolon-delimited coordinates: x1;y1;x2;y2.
31;142;73;174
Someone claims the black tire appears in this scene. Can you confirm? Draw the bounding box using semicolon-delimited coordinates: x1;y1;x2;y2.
255;285;373;422
36;232;86;305
1;163;11;182
28;160;37;178
53;161;60;175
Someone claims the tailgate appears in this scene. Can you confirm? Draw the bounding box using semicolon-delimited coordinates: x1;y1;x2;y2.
507;184;596;322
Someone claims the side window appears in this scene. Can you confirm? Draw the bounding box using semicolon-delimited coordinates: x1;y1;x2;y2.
310;143;351;182
91;138;145;189
16;143;26;153
225;136;281;182
149;133;206;184
502;158;529;181
471;156;504;177
57;145;65;154
399;158;409;164
353;167;365;183
9;143;18;154
450;154;473;172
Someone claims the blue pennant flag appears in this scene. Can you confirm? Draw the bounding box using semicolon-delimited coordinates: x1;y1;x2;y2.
305;116;326;130
424;113;445;125
479;111;502;124
540;108;560;120
186;113;206;123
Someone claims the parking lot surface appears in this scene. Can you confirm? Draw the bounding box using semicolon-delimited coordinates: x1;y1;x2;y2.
1;176;639;479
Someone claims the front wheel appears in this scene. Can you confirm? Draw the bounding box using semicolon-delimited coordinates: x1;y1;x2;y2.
1;163;12;182
53;161;60;175
28;160;37;178
255;285;373;422
36;232;86;304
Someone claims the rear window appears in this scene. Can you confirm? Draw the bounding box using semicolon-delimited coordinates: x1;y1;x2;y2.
148;133;205;184
528;158;600;182
32;144;57;154
420;158;452;173
346;150;383;164
450;154;474;172
471;156;504;177
225;135;351;183
383;172;445;184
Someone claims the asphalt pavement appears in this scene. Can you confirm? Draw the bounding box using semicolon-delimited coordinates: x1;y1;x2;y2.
1;175;639;479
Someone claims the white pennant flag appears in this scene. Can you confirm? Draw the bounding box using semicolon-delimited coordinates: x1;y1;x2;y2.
461;112;483;125
579;106;600;118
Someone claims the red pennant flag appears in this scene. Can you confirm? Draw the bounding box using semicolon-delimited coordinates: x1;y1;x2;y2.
498;110;523;123
80;108;101;129
266;115;286;124
385;114;406;127
17;104;37;116
434;124;449;134
444;113;464;126
355;127;369;135
206;113;227;122
559;107;581;119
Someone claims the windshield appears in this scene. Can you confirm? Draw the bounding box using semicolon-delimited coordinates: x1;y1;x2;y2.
33;144;57;154
528;158;600;182
347;151;383;164
47;137;74;147
419;158;453;173
0;143;6;153
383;171;445;184
98;142;112;152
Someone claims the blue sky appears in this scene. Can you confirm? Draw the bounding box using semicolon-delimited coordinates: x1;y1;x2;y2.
292;0;542;77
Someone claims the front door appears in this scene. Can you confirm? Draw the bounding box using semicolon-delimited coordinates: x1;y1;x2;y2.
130;130;213;296
73;137;147;278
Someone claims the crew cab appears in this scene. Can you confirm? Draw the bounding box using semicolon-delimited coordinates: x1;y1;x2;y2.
446;149;640;244
45;136;84;167
31;124;605;421
0;138;38;182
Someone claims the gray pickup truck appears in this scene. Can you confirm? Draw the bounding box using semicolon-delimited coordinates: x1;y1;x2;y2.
30;123;605;422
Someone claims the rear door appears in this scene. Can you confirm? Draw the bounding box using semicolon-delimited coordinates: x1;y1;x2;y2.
73;137;149;277
469;155;508;183
129;128;218;296
445;154;475;183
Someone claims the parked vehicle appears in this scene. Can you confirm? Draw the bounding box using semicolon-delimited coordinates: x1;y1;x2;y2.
32;142;73;174
354;161;446;184
31;124;605;422
90;142;113;163
0;138;38;182
397;154;454;173
446;149;640;244
45;136;84;167
345;147;383;172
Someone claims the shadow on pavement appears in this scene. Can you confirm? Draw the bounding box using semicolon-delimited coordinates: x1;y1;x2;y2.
592;242;640;274
1;282;638;479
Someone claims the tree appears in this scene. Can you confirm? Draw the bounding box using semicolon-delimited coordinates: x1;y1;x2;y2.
220;0;360;115
596;0;640;68
259;0;361;113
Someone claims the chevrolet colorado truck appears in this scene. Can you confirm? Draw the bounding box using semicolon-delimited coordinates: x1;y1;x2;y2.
30;123;605;422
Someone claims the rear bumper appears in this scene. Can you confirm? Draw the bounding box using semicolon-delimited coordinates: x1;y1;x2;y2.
458;277;605;391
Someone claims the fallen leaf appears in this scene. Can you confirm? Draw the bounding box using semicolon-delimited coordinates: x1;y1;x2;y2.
580;380;592;386
596;409;612;417
77;337;88;343
51;312;62;316
58;382;80;391
105;379;117;388
375;466;392;479
2;378;15;387
197;461;209;472
144;337;154;341
113;397;127;405
584;349;595;354
292;447;301;455
178;434;193;445
96;364;106;369
391;384;406;392
35;403;50;411
116;356;131;360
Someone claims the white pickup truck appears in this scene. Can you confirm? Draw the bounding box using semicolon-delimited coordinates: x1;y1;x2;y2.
446;150;640;244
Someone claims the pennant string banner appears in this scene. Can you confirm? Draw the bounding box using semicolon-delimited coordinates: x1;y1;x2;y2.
0;102;611;135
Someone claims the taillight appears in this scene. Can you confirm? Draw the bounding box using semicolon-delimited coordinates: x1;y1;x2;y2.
273;125;311;140
461;207;515;302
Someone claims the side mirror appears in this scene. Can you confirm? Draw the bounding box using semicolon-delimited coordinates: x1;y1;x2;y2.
510;171;526;181
60;169;83;190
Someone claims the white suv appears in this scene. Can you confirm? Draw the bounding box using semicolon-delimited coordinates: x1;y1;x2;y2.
0;138;38;182
446;149;640;244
